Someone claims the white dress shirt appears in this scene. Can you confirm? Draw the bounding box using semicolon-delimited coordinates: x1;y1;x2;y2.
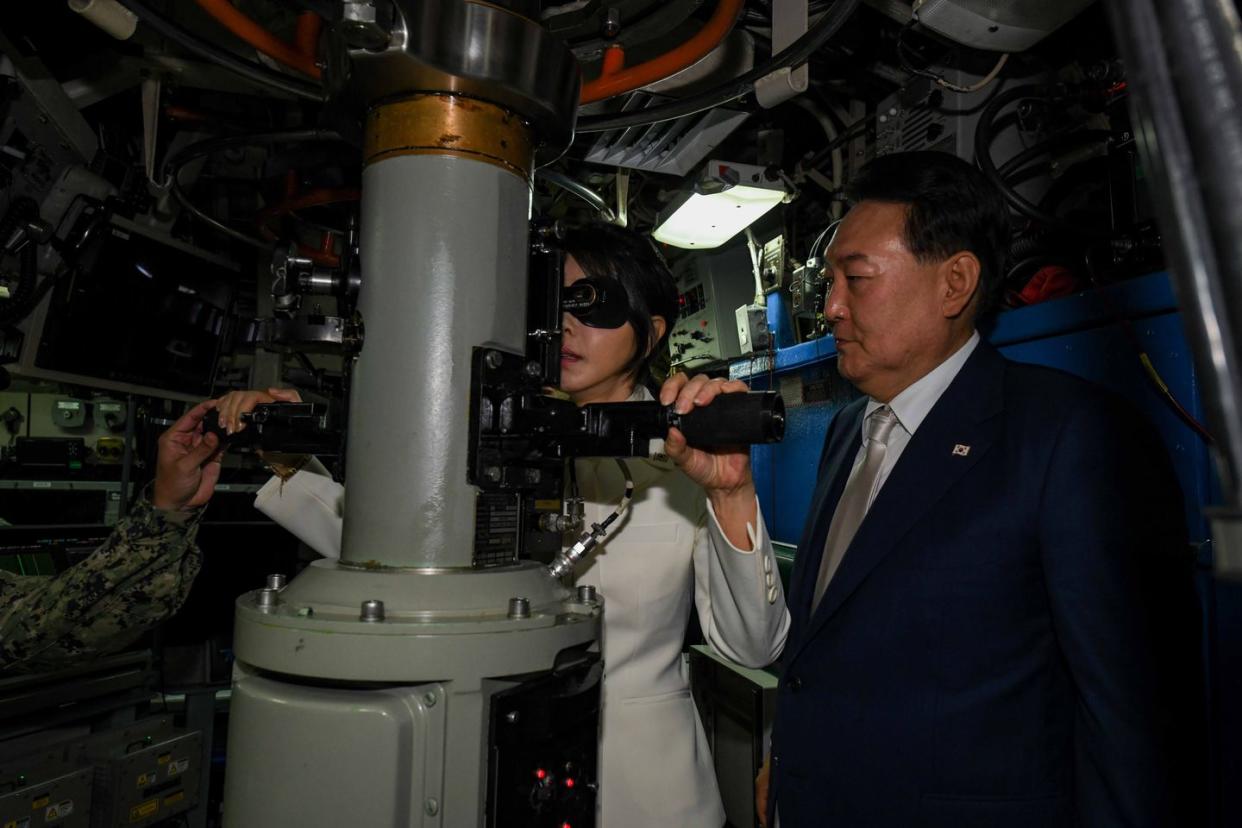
851;331;980;512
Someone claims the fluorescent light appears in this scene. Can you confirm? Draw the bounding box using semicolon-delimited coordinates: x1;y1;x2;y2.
652;160;787;249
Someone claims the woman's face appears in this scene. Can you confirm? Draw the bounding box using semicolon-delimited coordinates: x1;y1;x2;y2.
560;255;642;404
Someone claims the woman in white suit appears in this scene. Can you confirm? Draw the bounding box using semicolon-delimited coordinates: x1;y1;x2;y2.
215;222;790;827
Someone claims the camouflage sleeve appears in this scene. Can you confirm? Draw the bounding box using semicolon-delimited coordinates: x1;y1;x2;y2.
0;496;205;673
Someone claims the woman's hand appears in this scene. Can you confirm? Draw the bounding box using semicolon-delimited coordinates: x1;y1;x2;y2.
660;373;758;548
214;387;302;434
659;373;756;495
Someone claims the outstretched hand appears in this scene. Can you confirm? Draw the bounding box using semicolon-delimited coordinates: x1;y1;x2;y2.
151;400;225;512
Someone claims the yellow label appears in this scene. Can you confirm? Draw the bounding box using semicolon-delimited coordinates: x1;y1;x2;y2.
129;799;159;822
534;499;562;511
30;797;48;810
137;772;154;788
157;753;171;765
162;792;184;807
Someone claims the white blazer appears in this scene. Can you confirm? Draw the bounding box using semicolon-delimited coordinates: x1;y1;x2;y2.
253;397;790;827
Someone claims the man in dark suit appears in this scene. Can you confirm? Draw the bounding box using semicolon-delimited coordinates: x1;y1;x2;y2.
673;150;1203;826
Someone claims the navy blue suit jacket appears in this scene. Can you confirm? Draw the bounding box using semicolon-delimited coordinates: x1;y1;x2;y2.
769;340;1203;827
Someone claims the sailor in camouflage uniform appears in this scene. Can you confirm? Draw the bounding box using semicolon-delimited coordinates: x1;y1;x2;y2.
0;400;223;673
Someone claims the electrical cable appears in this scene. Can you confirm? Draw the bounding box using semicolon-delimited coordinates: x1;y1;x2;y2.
974;84;1117;238
163;129;346;250
896;20;1008;94
115;0;324;102
1088;276;1215;444
1136;347;1215;443
576;0;862;133
801;118;868;172
170;182;269;249
807;217;842;262
547;459;634;579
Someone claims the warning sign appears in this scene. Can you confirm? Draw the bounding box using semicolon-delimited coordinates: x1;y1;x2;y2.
167;758;190;778
43;800;72;822
129;799;159;822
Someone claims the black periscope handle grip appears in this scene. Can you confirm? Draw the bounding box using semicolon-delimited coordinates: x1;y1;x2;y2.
201;409;230;442
200;409;256;446
666;391;785;446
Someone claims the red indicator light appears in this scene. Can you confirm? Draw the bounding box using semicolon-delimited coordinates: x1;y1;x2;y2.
564;778;575;789
561;823;572;828
535;769;547;780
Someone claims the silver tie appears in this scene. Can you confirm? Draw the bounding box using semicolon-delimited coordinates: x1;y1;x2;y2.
811;405;899;613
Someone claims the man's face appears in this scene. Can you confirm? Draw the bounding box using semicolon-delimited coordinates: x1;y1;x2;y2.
823;201;956;402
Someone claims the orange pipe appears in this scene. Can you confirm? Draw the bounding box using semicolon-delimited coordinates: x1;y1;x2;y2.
193;0;322;79
256;187;360;267
579;0;744;104
163;104;210;123
601;44;626;77
294;11;322;61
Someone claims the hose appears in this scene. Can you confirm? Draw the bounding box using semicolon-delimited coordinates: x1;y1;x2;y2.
579;0;744;104
973;84;1111;238
792;97;844;216
192;0;322;79
997;130;1113;180
115;0;324;101
577;0;862;133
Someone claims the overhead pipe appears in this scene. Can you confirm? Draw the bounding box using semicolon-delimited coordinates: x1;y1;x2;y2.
192;0;322;79
115;0;323;100
537;169;617;222
1102;0;1242;577
579;0;744;103
67;0;138;40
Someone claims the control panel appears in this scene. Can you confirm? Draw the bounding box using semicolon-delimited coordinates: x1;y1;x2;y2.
669;245;754;371
487;651;602;827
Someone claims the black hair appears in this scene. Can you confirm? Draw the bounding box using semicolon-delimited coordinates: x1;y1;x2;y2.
844;151;1011;319
558;221;680;390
